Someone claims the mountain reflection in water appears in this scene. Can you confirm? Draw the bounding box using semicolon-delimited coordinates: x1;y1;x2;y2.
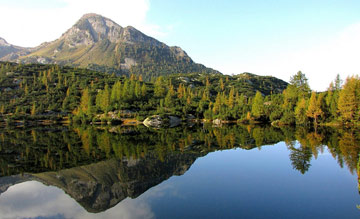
0;124;359;218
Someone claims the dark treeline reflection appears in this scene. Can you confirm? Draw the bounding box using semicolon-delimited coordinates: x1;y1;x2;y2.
0;124;360;212
0;124;359;177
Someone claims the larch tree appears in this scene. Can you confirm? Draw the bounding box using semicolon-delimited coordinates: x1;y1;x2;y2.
251;91;264;119
306;92;324;125
78;87;92;115
295;98;308;125
338;76;360;122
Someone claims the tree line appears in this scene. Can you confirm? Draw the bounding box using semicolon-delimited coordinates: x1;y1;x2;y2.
0;62;359;127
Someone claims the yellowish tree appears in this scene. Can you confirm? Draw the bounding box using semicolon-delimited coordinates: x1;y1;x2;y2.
306;92;323;125
338;76;360;122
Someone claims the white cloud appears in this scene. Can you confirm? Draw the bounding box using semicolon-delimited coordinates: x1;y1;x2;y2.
0;0;165;47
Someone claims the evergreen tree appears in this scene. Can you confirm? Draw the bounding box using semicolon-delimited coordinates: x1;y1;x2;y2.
135;81;141;98
289;71;311;97
251;91;264;119
227;87;235;109
295;98;308;125
154;76;166;97
96;84;110;113
338;76;360;122
306;92;323;125
283;71;311;111
78;87;92;115
31;103;36;116
164;89;175;108
219;78;225;91
111;81;122;104
0;105;5;114
213;93;222;115
141;83;147;97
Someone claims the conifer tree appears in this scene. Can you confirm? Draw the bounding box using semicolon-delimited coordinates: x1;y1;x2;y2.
96;84;110;113
251;91;264;119
227;87;235;109
0;105;4;114
154;76;166;97
78;87;92;115
164;89;174;108
111;81;122;104
141;83;147;97
31;103;36;116
205;76;210;87
135;81;141;98
338;76;360;122
213;93;222;114
295;98;308;125
24;84;29;95
306;92;323;125
220;78;225;91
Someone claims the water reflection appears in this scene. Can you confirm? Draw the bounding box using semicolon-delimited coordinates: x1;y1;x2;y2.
0;124;359;217
0;180;156;219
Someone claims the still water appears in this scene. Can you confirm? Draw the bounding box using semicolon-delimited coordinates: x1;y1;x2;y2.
0;125;359;218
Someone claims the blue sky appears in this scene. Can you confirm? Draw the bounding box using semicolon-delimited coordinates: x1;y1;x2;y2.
1;0;360;90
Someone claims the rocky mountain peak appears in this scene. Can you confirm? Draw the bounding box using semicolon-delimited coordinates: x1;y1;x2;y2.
60;13;160;47
60;13;123;46
0;37;10;46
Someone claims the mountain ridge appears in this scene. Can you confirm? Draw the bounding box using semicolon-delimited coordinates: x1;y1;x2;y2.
1;13;218;79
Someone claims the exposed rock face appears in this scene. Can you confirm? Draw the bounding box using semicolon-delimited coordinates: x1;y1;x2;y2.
60;13;161;46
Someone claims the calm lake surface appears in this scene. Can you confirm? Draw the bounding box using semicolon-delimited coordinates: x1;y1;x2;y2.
0;125;359;219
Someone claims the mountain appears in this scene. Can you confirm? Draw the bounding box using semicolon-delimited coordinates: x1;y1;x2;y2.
0;37;30;59
3;13;217;79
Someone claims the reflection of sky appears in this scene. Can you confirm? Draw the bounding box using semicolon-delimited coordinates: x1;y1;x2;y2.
0;142;359;218
0;181;156;219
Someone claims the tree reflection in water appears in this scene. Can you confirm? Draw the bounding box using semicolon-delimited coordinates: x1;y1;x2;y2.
0;124;359;212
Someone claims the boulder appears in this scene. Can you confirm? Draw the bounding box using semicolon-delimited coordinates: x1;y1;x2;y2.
143;115;181;128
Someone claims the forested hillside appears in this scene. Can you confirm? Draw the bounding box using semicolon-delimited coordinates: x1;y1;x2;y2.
0;62;358;127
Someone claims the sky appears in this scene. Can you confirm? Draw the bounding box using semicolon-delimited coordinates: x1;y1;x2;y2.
1;0;360;91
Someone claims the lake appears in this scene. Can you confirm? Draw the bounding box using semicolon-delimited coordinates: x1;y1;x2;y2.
0;124;359;218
